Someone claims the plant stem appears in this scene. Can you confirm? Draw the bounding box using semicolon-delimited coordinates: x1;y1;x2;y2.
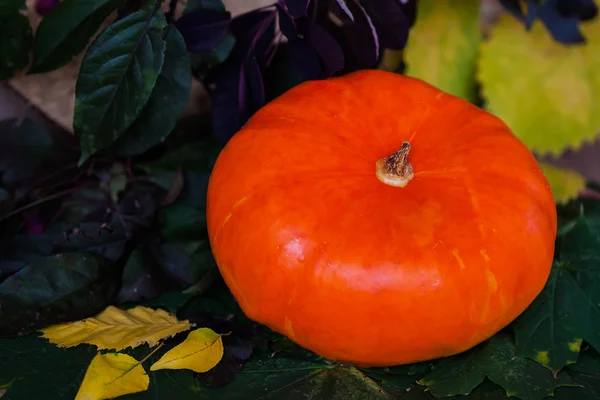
139;342;165;365
0;188;78;223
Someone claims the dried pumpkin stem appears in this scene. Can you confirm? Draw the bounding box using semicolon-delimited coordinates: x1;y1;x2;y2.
375;141;415;187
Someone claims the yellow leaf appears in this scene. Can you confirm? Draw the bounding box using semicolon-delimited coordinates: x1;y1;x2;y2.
540;162;587;204
41;306;192;351
150;328;224;373
75;352;149;400
478;9;600;155
403;0;481;102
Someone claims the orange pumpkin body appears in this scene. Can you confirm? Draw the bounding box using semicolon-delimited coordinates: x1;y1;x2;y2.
206;70;557;367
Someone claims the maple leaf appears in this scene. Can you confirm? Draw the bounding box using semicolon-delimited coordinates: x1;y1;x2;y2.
40;305;192;351
150;327;224;373
75;352;149;400
478;10;600;155
540;162;587;204
403;0;481;103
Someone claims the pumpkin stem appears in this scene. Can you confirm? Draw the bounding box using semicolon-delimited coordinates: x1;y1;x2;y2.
375;141;415;187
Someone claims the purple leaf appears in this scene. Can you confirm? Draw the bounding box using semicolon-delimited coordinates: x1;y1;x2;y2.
276;2;297;38
399;0;417;27
176;8;231;52
334;0;354;22
281;0;311;18
305;21;344;76
288;39;323;81
339;0;379;67
360;0;410;49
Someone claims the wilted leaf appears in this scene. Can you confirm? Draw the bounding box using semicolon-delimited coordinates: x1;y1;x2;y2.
29;0;123;74
0;13;32;80
74;2;167;163
75;352;149;400
478;11;600;155
108;25;192;157
417;333;573;400
0;252;119;337
41;305;192;350
513;213;600;372
404;0;480;102
150;327;223;373
540;162;587;204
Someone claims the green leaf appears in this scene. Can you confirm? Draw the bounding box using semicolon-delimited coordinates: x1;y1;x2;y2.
73;2;167;164
200;355;392;399
160;202;206;241
108;25;192;157
0;13;33;80
554;347;600;400
513;214;600;372
0;333;202;400
190;30;235;80
477;13;600;155
144;138;222;171
0;0;25;16
29;0;124;74
0;252;120;337
540;163;587;205
403;0;480;103
0;118;53;188
417;333;573;400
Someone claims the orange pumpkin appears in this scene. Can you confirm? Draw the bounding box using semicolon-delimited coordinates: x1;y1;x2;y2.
206;70;557;367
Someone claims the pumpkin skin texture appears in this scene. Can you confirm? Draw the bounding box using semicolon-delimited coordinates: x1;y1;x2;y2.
206;70;557;367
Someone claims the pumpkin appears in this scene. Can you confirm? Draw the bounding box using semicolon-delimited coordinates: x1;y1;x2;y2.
206;70;557;367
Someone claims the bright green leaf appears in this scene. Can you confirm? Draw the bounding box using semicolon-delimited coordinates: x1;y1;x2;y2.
0;13;33;80
108;25;192;157
403;0;480;102
73;2;167;164
29;0;124;74
540;162;587;204
417;333;573;400
513;214;600;371
478;13;600;155
0;252;120;337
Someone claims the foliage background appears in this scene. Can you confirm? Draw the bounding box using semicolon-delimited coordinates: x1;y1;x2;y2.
0;0;600;399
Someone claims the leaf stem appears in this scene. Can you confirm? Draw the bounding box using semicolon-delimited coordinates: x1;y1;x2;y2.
139;341;165;365
0;187;79;222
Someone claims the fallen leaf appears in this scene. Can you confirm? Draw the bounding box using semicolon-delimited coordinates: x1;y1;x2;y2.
403;0;481;102
540;162;587;204
41;306;192;351
150;328;224;373
478;10;600;155
75;352;149;400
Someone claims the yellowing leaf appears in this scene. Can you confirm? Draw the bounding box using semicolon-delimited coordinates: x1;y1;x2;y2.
41;306;192;351
478;11;600;155
540;162;587;204
150;328;224;373
75;352;149;400
403;0;481;102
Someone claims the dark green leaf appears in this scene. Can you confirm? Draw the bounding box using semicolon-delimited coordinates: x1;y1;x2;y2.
0;119;53;188
0;13;32;80
116;247;166;303
144;138;222;171
201;355;391;399
513;214;600;371
107;25;192;157
135;289;194;313
0;252;120;337
29;0;124;74
553;347;600;400
185;0;226;12
418;333;573;400
73;2;167;163
160;202;206;241
58;188;110;223
0;0;25;16
190;29;235;79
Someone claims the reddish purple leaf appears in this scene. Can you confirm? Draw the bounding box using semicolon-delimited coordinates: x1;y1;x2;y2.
334;0;354;22
361;0;410;49
281;0;311;18
276;3;297;38
176;8;232;52
305;21;344;76
339;0;379;67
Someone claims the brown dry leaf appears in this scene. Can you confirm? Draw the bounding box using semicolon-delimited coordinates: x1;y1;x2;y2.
41;306;192;351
